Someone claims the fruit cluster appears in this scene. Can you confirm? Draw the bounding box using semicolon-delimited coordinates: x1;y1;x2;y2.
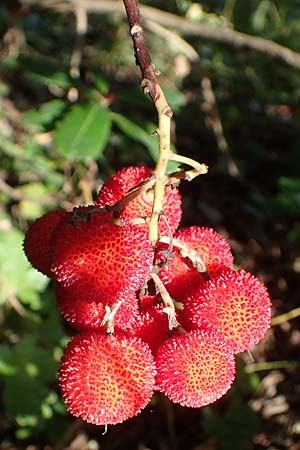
23;165;272;426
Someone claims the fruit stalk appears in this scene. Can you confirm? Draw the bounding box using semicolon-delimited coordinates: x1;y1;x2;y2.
122;0;173;244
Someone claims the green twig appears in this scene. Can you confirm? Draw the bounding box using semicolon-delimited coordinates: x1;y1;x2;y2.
245;360;299;373
271;307;300;326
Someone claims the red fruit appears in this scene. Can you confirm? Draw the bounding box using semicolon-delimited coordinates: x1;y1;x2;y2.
138;277;159;310
95;166;182;234
58;333;156;425
157;227;234;301
183;269;272;353
56;283;140;332
139;291;159;310
132;305;170;355
155;330;235;408
23;210;67;277
156;243;205;301
50;207;153;304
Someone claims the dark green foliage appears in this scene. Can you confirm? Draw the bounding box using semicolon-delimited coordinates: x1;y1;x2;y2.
202;399;260;450
0;0;299;448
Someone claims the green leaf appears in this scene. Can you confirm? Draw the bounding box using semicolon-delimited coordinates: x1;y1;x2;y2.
22;99;66;131
0;228;48;308
54;102;111;159
0;345;17;376
18;55;72;89
16;427;32;440
11;335;58;382
164;86;187;112
18;183;51;220
19;200;46;221
111;113;179;172
202;399;260;450
278;177;300;193
92;68;110;94
111;112;158;161
3;373;48;427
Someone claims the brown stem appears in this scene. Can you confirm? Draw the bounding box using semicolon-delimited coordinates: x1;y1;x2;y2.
123;0;174;245
122;0;159;102
151;271;179;330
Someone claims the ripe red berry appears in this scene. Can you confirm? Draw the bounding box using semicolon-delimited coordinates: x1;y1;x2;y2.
183;269;272;353
157;226;234;301
132;305;170;355
155;330;235;407
56;283;140;332
58;333;156;425
156;242;205;301
23;210;67;277
95;166;182;234
50;207;153;304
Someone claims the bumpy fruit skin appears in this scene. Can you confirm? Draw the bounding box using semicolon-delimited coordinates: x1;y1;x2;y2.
132;305;170;355
50;208;153;304
58;333;156;425
155;330;235;407
158;226;234;301
56;283;140;332
95;166;182;234
156;243;205;302
183;269;272;353
174;227;234;274
23;210;67;277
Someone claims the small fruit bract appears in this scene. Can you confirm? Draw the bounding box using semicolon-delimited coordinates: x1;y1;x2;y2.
155;330;235;407
59;333;156;425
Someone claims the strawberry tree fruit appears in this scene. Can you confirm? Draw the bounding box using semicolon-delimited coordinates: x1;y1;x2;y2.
95;165;182;234
23;209;67;277
22;163;273;427
155;329;236;408
50;207;153;304
157;226;234;301
58;333;156;425
182;269;272;353
131;305;170;355
56;283;140;332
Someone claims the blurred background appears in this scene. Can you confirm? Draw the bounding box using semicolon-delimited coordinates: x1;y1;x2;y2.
0;1;300;449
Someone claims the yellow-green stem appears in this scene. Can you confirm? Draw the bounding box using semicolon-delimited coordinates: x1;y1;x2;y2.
245;360;299;373
170;153;208;180
148;84;173;244
271;307;300;326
